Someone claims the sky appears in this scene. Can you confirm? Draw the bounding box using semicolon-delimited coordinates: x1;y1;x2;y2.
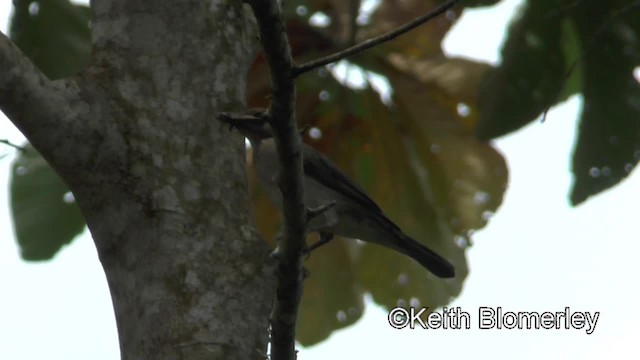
1;1;640;359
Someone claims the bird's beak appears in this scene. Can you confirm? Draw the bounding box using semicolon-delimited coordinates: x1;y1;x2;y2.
217;109;273;141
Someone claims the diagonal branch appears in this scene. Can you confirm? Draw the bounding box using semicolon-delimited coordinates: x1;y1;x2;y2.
293;0;461;77
0;32;87;166
0;31;111;184
244;1;306;359
1;32;59;139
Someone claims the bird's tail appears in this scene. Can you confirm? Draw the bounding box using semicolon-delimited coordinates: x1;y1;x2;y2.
367;212;455;278
395;232;455;278
344;209;455;278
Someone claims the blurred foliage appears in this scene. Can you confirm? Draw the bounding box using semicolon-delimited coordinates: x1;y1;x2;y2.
10;145;85;260
476;0;640;204
10;0;90;80
4;0;638;347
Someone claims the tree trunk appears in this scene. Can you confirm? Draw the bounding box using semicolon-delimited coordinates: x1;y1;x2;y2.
1;1;275;359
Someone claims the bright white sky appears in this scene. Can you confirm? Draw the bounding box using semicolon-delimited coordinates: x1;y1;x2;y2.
2;1;640;359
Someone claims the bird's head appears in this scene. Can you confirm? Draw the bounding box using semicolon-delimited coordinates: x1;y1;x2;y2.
217;109;273;144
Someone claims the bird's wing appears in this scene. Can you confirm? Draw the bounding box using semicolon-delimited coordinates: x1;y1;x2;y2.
302;144;383;214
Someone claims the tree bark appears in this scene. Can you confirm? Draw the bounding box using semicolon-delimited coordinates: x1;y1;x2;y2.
1;1;275;359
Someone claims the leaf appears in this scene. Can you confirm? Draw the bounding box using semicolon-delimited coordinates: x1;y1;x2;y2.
383;54;491;107
350;89;467;309
9;0;91;79
475;0;567;139
296;238;364;346
557;17;583;101
569;0;640;205
474;0;640;204
10;145;86;260
390;69;507;237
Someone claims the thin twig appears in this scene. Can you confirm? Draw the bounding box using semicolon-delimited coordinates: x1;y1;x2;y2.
347;0;361;46
292;0;460;77
0;139;26;151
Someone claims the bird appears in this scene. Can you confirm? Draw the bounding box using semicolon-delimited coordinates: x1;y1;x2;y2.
218;110;455;278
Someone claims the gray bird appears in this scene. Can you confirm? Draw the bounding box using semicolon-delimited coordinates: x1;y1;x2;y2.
218;111;455;278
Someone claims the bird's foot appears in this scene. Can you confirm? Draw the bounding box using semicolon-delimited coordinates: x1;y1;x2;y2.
269;245;282;260
304;231;335;257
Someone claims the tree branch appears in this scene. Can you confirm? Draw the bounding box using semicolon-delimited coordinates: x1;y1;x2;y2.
347;0;361;46
1;32;58;138
292;0;461;77
0;31;87;168
244;1;306;359
0;139;26;152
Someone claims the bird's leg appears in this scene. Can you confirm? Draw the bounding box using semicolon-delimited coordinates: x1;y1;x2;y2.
305;231;335;253
303;201;337;258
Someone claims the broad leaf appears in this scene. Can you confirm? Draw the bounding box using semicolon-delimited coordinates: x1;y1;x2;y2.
10;0;90;80
569;0;640;204
474;0;640;204
10;145;85;260
475;0;566;139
